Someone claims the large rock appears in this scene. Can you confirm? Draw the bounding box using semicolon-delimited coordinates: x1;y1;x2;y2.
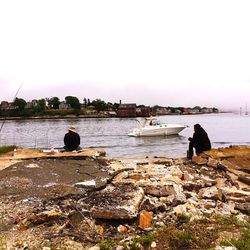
89;184;144;219
192;156;208;165
198;186;223;201
183;180;206;191
220;187;250;203
238;175;250;185
235;202;250;215
207;158;219;168
142;182;185;200
214;201;237;216
219;160;238;172
173;202;202;220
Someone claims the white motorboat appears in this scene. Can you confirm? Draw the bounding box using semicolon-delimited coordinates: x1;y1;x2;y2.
128;117;187;137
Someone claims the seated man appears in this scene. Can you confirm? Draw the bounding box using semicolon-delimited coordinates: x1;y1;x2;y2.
187;124;211;159
64;126;81;151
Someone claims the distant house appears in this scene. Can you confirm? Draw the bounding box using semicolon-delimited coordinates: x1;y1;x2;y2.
117;103;137;117
59;101;70;110
136;106;151;117
0;101;10;110
25;100;38;109
108;111;117;117
201;108;213;113
0;101;17;110
155;107;168;115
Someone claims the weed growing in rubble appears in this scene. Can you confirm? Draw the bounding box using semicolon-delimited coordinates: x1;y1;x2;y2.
140;232;154;246
98;215;250;250
124;233;154;250
167;228;195;250
99;239;115;250
176;213;191;225
220;230;250;250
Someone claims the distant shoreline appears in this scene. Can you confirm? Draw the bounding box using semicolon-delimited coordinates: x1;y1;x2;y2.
0;112;226;121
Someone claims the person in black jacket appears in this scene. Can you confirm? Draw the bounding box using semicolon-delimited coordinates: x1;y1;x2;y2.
64;126;81;151
187;124;211;159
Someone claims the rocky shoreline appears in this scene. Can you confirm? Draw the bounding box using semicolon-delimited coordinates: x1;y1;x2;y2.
0;146;250;249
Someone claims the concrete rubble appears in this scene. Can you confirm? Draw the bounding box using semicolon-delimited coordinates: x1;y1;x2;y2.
0;145;250;249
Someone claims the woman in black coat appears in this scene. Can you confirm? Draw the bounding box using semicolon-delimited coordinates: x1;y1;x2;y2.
187;124;211;159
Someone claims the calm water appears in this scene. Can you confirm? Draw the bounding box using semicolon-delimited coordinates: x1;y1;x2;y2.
1;113;250;158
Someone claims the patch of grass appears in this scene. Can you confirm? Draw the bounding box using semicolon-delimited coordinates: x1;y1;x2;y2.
176;213;191;225
0;145;16;154
221;230;250;250
99;239;115;250
213;215;249;232
198;216;211;224
169;230;194;250
139;232;154;247
97;215;250;250
155;217;220;249
129;239;141;250
125;233;154;250
214;214;240;225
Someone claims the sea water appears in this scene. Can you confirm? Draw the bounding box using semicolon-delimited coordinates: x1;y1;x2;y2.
1;113;250;158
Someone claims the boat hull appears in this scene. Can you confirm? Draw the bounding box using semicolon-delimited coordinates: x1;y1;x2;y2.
128;124;187;137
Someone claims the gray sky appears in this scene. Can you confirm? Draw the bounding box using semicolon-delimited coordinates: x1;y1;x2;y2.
0;0;250;111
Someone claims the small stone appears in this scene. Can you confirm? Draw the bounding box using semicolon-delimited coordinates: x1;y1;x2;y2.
26;163;40;168
139;210;153;230
116;246;125;250
183;171;194;181
151;241;157;248
74;180;96;189
155;221;165;227
215;246;237;250
88;246;100;250
117;225;128;233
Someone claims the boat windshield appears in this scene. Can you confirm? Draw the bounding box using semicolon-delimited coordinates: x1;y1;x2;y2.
151;120;161;125
145;119;162;126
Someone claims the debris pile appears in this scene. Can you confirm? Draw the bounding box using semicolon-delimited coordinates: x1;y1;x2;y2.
0;146;249;249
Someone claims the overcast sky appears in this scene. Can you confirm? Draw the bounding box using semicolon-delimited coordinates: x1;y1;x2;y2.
0;0;250;111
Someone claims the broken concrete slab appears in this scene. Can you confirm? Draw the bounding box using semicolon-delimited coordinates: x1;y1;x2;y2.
89;184;144;219
220;187;250;203
0;148;106;167
142;182;185;200
205;145;250;159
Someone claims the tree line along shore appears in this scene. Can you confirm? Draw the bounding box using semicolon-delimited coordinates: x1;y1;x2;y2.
0;96;219;119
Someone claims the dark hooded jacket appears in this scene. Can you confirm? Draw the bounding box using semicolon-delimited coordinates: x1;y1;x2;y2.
64;131;80;151
190;124;211;155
